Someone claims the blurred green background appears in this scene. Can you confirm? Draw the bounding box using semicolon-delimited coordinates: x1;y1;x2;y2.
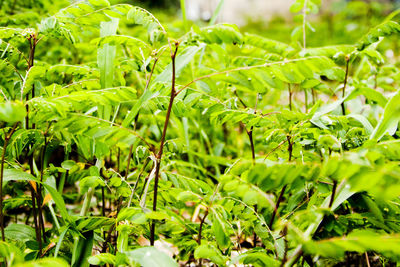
1;0;399;48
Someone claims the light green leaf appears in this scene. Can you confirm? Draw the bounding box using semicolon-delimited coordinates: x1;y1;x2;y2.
98;17;119;89
194;244;226;266
15;258;69;267
3;224;36;242
370;90;400;141
88;253;117;265
3;169;38;183
304;230;400;261
124;247;178;267
211;209;230;249
357;21;400;50
154;45;204;83
0;102;26;124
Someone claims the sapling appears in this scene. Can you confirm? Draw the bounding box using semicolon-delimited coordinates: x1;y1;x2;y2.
150;41;179;245
23;28;44;254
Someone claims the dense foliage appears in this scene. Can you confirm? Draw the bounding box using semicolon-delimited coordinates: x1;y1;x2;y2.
1;0;400;266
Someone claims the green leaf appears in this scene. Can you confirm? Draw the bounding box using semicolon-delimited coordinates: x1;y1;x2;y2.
300;45;354;63
177;191;201;202
357;21;400;50
79;176;105;193
310;94;350;128
124;247;178;267
194;24;243;45
0;102;26;124
370;89;400;141
194;244;226;266
61;160;77;171
3;224;36;242
304;230;400;261
22;66;46;97
362;195;384;223
88;0;110;7
244;33;294;56
71;230;94;267
230;251;279;267
42;183;73;223
211;208;230;249
347;86;387;108
98;17;119;89
15;258;69;267
0;27;21;39
126;6;165;43
117;207;147;224
75;216;114;231
290;0;305;13
348;114;374;135
154;45;204;83
3;169;38;183
88;253;117;265
92;35;149;51
0;241;23;265
47;87;137;107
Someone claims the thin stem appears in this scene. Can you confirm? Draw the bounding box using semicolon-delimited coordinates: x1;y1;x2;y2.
3;58;24;82
134;158;150;195
374;67;379;90
24;35;41;252
29;156;41;255
269;185;287;229
101;224;115;253
125;145;133;181
0;123;18;241
248;130;255;163
80;187;95;217
101;187;105;217
341;58;350;115
150;42;179;246
37;135;49;247
328;180;338;209
48;203;60;230
197;208;209;244
209;0;225;25
248;94;259;246
365;252;371;267
286;249;303;267
304;89;308;113
145;57;159;92
264;139;288;160
234;90;248;108
287;135;293;162
29;185;40;248
36;193;45;247
280;225;289;267
312;88;316;105
248;93;259;164
101;195;124;253
117;147;120;173
288;84;292;111
253;205;258;247
58;152;69;194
